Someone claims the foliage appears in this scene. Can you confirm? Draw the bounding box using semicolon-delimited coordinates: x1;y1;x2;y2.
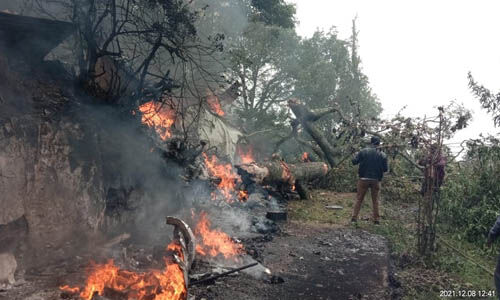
440;136;500;243
270;25;382;163
319;160;357;192
468;72;500;126
292;28;382;143
229;22;299;133
248;0;296;29
381;157;421;204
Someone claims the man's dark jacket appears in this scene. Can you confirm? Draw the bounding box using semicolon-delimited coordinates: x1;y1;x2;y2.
352;146;388;181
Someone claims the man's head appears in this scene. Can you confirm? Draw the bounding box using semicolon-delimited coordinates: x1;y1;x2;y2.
370;136;380;146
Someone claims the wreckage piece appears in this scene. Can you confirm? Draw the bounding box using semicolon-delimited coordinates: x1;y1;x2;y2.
189;262;258;286
237;161;329;186
266;211;287;221
166;216;196;273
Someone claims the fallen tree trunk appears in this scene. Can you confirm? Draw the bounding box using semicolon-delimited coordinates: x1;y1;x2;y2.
288;99;342;167
236;161;329;186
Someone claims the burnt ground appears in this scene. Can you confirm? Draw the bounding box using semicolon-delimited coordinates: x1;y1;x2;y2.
190;221;390;300
0;192;393;300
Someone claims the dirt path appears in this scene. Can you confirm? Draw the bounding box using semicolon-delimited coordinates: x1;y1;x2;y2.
193;221;391;300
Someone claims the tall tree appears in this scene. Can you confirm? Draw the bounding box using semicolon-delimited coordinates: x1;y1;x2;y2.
287;26;382;160
229;23;299;132
249;0;296;29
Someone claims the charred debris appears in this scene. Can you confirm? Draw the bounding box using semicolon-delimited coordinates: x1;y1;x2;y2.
0;11;328;300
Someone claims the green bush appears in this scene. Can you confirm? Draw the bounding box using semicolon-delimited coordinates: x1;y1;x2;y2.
381;156;422;204
320;160;358;192
440;141;500;244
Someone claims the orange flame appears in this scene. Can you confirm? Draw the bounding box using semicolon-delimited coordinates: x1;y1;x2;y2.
138;101;176;140
301;152;310;162
167;243;185;262
203;153;242;203
238;190;249;201
237;147;255;164
207;94;225;116
194;211;244;260
59;242;186;300
60;285;80;294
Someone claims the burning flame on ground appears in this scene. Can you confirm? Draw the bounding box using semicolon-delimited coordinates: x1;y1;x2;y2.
60;285;80;294
194;211;244;260
138;101;176;140
203;153;244;203
59;242;186;300
238;190;249;201
207;94;225;116
301;152;310;162
237;147;255;164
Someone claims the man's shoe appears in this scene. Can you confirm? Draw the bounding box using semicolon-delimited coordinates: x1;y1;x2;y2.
374;220;380;225
351;218;358;223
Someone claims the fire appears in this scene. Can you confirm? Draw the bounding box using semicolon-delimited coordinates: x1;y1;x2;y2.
194;211;244;260
301;152;310;162
237;147;255;164
60;285;80;294
238;190;249;201
59;242;186;300
207;94;225;116
202;153;242;203
138;101;176;140
167;243;185;261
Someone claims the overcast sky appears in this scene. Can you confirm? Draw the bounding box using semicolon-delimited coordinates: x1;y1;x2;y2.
287;0;500;149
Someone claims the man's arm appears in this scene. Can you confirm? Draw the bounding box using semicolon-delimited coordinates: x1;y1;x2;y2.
352;151;361;165
382;152;388;173
488;216;500;245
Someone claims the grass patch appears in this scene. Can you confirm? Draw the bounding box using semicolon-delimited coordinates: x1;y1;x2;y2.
288;189;376;225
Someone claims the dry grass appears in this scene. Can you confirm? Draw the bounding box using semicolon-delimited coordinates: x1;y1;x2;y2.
288;189;382;226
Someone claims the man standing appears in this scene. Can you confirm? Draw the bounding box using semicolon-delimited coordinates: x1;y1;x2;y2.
351;136;388;224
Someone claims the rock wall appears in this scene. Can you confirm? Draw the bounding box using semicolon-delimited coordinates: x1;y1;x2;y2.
0;118;106;244
0;57;111;253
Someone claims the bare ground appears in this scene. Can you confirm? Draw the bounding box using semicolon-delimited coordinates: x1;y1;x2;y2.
190;221;391;300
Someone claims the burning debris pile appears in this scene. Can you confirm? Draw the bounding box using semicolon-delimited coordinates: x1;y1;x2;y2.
57;211;265;300
59;217;193;300
0;11;333;300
